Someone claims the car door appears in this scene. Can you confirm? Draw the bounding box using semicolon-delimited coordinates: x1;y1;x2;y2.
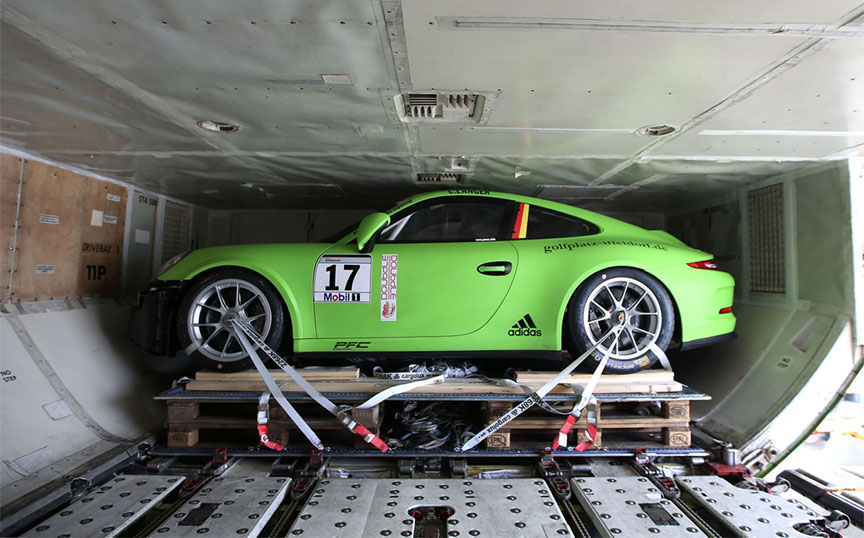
314;196;519;339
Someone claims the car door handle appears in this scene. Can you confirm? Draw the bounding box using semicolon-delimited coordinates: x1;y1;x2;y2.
477;261;512;276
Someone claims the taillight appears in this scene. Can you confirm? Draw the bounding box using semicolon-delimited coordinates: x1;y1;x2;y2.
687;260;718;270
719;307;733;314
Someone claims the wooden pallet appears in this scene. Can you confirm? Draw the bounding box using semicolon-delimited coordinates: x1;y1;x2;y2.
158;368;701;450
165;398;383;449
481;398;692;449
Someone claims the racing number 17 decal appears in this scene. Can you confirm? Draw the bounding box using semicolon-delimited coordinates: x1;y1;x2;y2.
314;255;372;303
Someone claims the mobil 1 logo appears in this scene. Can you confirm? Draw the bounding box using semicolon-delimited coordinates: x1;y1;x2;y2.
314;254;372;303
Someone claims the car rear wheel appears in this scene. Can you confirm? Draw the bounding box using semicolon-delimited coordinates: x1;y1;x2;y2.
177;268;287;372
566;268;674;374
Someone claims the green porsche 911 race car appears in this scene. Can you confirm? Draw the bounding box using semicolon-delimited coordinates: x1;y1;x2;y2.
128;189;736;373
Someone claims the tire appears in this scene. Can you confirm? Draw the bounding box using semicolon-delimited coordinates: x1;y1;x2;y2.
565;267;674;374
177;268;288;372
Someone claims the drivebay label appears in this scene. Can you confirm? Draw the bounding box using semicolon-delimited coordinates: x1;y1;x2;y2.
314;255;371;303
380;254;398;321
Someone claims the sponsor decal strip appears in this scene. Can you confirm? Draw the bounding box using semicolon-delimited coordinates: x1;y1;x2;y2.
511;203;529;239
380;254;398;321
543;240;668;254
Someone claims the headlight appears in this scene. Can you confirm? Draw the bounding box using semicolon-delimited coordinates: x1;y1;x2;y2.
155;251;189;277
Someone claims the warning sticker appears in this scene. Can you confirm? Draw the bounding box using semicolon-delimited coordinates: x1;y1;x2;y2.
35;265;55;274
39;214;59;225
380;254;398;321
314;255;371;303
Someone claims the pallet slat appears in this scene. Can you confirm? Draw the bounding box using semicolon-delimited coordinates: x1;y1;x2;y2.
194;367;360;382
184;372;680;394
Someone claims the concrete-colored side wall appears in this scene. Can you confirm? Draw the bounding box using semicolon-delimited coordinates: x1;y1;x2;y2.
1;300;166;503
667;161;858;471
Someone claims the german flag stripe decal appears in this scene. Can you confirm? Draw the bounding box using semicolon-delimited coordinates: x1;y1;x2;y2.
512;203;530;239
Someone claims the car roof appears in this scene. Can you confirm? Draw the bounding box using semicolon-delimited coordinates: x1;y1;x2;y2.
390;189;624;230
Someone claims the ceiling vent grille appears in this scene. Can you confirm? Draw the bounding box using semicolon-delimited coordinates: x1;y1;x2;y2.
396;92;484;123
416;172;461;184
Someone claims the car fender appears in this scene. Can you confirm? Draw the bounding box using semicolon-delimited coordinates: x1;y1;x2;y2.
159;244;333;340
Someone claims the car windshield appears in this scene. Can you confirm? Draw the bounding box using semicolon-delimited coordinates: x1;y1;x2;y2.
321;196;415;243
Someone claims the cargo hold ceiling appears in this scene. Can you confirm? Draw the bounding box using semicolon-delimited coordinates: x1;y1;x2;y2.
1;0;863;211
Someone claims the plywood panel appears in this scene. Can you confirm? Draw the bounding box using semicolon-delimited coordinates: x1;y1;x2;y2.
0;154;23;302
76;174;127;296
7;155;127;301
12;160;80;300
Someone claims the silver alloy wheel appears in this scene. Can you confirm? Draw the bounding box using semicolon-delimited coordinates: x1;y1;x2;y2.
581;276;662;360
186;278;272;362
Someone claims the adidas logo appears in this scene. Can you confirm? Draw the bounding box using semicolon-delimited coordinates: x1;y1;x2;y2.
508;314;542;336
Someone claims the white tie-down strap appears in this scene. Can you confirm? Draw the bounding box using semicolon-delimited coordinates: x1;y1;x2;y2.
649;341;673;371
351;375;445;410
231;318;446;451
232;319;341;415
459;327;622;452
233;325;324;449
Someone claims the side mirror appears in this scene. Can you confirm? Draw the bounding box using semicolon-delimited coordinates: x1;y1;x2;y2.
356;212;390;253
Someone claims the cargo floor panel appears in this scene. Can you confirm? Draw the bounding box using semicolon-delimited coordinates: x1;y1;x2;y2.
147;475;291;538
26;475;184;538
287;478;570;538
571;476;710;537
676;475;828;538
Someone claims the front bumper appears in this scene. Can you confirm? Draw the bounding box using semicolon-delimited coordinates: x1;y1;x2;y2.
126;280;183;355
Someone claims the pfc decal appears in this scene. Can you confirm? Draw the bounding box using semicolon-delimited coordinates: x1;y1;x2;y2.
380;254;398;321
543;240;668;254
509;314;542;336
333;341;370;350
314;255;372;303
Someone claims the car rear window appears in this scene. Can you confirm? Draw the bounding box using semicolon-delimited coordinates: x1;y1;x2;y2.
523;206;600;239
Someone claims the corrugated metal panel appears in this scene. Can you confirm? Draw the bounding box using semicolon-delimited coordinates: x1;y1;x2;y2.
747;184;785;293
161;201;189;264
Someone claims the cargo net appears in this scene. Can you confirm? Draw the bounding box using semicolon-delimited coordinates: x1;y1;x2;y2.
381;401;479;450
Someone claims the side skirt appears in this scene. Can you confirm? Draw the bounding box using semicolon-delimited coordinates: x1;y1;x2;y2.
293;349;563;361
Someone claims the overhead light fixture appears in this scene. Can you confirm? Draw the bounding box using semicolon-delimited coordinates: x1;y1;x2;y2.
321;74;354;85
197;120;241;133
636;124;676;137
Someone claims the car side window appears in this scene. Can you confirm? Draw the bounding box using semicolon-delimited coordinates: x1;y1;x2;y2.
379;198;513;243
522;206;600;239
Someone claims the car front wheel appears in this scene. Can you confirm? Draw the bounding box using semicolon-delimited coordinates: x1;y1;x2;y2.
566;268;674;374
177;268;287;372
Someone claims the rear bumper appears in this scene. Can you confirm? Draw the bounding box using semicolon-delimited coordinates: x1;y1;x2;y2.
126;280;183;355
651;265;737;343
